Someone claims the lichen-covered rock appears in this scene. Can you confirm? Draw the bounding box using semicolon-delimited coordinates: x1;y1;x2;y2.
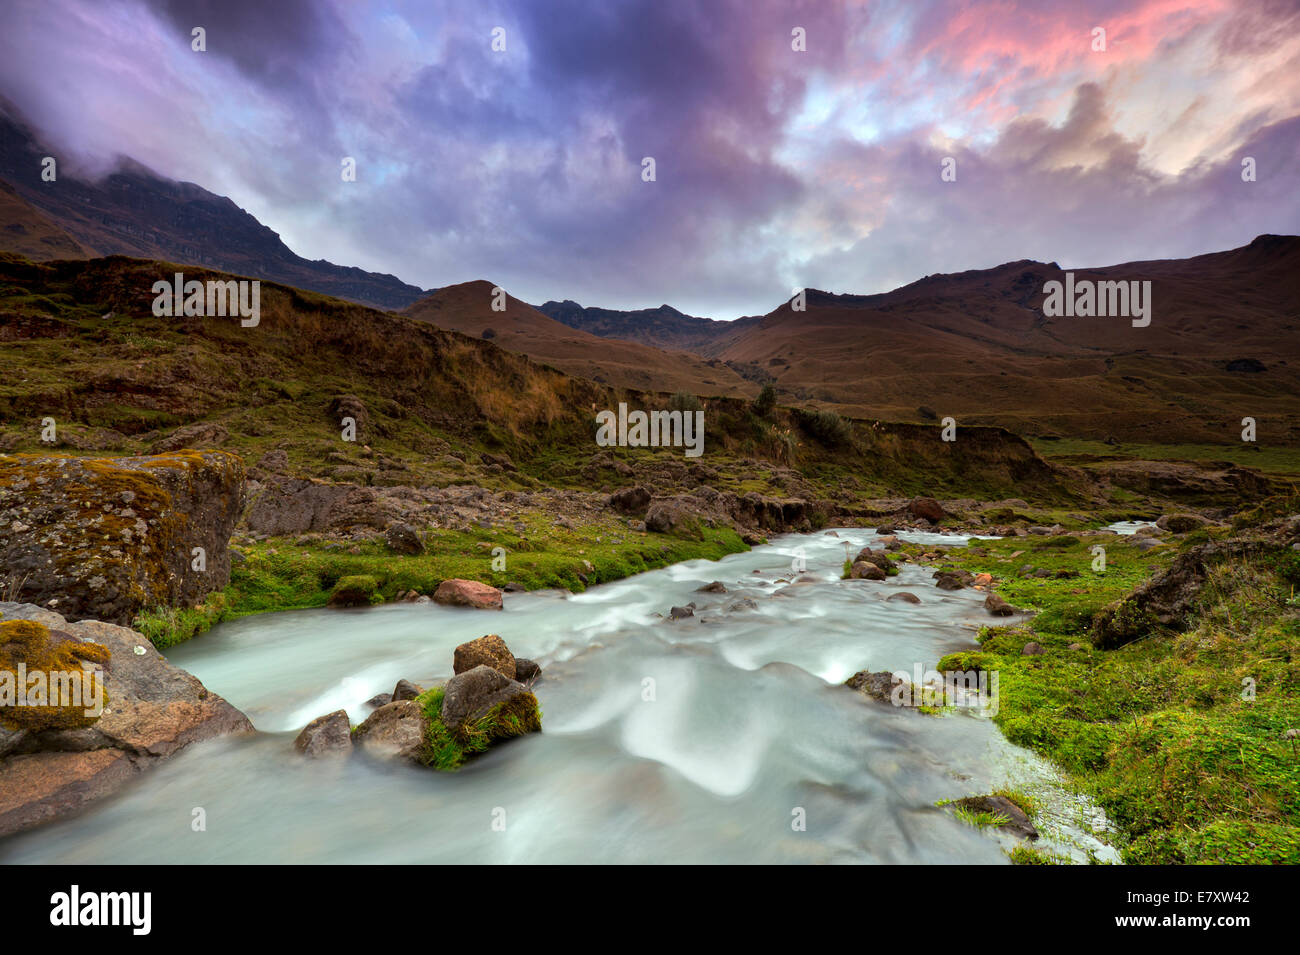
0;451;245;625
0;602;252;838
452;634;515;679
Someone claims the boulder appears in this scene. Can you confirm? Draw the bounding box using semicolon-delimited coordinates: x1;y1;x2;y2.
907;497;946;524
392;679;424;702
669;605;694;619
1022;642;1044;655
0;603;252;838
854;547;896;572
850;561;886;581
696;581;728;593
243;477;389;537
949;795;1038;840
149;422;229;454
294;710;352;757
1156;513;1212;534
329;395;371;441
608;485;652;514
452;635;515;679
886;591;921;604
434;579;503;610
984;593;1019;616
513;658;541;683
353;700;426;761
439;665;532;730
844;670;901;704
383;522;425;555
0;451;246;625
327;575;378;607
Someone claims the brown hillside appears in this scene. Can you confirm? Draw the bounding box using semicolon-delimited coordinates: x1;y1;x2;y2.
720;236;1300;445
403;281;756;398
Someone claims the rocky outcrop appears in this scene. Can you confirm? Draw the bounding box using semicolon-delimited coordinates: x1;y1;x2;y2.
1092;538;1269;648
0;602;252;838
243;476;389;537
1098;460;1273;505
608;485;652;514
0;451;246;625
434;579;503;610
149;422;230;454
642;487;822;538
907;497;946;523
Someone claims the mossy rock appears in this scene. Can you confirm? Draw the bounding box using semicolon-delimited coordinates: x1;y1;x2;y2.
327;574;381;607
416;685;541;771
0;619;109;732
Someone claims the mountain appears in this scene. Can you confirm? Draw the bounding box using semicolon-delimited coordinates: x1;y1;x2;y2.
403;281;757;397
536;299;762;356
0;105;430;310
714;236;1300;445
0;178;94;261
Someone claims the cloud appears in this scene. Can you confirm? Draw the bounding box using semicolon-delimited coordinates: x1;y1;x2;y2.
0;0;1297;316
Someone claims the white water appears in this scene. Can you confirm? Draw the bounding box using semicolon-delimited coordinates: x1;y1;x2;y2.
1;529;1114;864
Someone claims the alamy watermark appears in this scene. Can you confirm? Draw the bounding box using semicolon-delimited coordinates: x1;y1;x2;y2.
595;402;705;458
1042;273;1150;327
0;663;104;718
152;272;260;327
891;664;999;717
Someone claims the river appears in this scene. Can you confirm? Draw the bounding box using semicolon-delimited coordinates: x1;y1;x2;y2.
2;528;1117;864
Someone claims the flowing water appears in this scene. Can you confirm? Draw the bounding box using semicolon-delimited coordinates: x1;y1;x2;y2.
2;528;1116;864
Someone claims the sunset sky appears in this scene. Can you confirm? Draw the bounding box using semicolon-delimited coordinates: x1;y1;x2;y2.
2;0;1298;317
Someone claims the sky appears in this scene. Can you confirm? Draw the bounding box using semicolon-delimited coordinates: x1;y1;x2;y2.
2;0;1299;318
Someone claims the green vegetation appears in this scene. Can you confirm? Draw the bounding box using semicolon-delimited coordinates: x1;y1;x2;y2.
415;685;542;771
931;525;1300;863
1031;437;1300;481
134;513;749;647
1007;845;1071;865
952;806;1010;830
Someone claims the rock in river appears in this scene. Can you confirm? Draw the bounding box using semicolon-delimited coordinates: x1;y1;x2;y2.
0;602;253;838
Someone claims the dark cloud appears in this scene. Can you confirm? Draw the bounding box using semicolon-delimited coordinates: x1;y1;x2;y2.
0;0;1296;316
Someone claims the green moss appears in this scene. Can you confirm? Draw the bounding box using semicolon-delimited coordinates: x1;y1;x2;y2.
0;619;110;731
415;685;542;771
1007;845;1071;865
932;532;1300;863
134;594;231;649
328;575;381;607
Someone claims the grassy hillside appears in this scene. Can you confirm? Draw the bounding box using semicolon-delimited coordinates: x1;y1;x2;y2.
0;253;1090;505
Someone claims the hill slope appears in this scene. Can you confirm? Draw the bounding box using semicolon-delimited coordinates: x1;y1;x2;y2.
719;236;1300;445
403;281;757;398
0;105;430;310
536;299;762;356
